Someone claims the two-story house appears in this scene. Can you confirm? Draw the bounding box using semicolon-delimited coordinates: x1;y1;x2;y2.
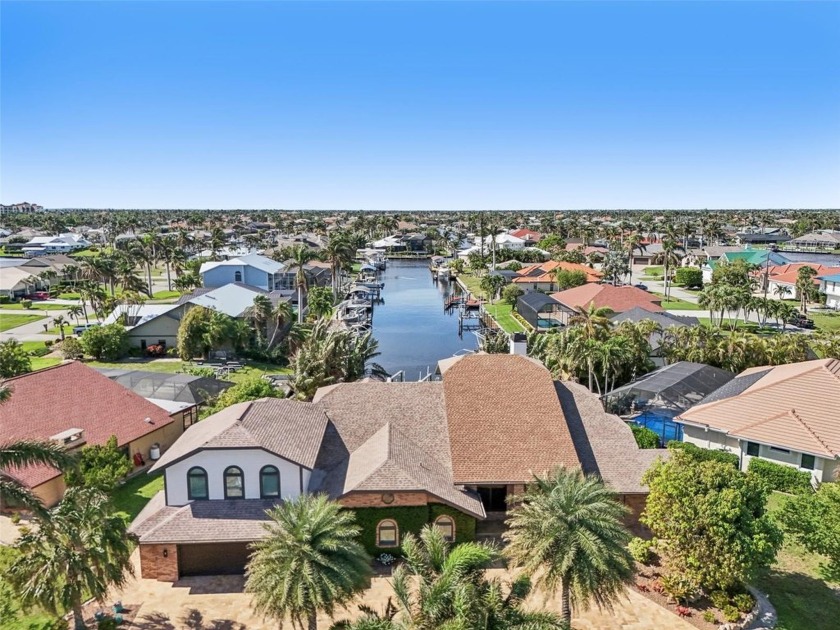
199;253;291;292
676;359;840;484
818;272;840;309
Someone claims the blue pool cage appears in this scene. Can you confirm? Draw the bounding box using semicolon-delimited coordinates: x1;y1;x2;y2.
603;362;735;446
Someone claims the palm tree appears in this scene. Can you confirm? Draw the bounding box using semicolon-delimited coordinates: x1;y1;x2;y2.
7;487;134;630
288;245;316;324
267;300;295;348
651;237;684;301
625;232;646;285
324;233;355;296
569;304;612;340
51;315;68;341
504;468;635;625
246;295;274;345
246;494;371;630
0;438;71;514
67;304;84;323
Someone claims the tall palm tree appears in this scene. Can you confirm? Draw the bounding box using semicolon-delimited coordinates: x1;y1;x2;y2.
569;304;612;340
0;439;71;514
651;237;684;301
51;315;68;341
8;487;134;630
288;245;316;324
246;295;274;345
624;232;646;285
504;468;635;625
67;304;84;323
267;300;295;349
324;233;355;296
246;494;371;630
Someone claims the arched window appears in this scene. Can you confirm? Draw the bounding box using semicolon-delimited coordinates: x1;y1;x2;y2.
376;519;399;548
234;271;242;282
224;466;245;499
434;515;455;542
187;467;208;500
260;465;280;499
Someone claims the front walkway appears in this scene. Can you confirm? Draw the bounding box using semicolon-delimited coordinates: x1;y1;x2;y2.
102;552;694;630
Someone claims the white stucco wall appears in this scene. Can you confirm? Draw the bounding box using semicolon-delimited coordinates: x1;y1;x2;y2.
164;448;310;506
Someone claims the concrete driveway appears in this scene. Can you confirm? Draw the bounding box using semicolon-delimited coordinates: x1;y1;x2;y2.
103;553;693;630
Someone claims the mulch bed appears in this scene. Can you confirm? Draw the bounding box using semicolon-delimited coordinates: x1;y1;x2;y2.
632;562;747;629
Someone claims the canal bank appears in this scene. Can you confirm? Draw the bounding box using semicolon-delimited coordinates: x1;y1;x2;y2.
370;260;478;379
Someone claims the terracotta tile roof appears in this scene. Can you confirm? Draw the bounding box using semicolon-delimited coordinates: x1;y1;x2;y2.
766;265;840;286
443;354;580;484
678;359;840;457
509;229;542;242
551;284;663;313
512;261;602;285
0;362;174;487
150;398;328;472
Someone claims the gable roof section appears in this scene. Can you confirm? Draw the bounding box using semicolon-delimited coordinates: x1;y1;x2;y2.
551;284;663;313
678;359;840;457
610;306;699;328
1;362;174;487
443;354;580;484
150;398;328;471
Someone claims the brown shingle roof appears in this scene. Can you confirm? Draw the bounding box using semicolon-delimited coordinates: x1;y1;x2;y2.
443;354;580;484
150;398;328;472
678;359;840;457
1;362;174;487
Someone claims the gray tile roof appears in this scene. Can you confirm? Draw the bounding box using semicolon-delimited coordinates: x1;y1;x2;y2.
694;369;772;406
130;491;277;543
150;399;328;472
558;380;668;494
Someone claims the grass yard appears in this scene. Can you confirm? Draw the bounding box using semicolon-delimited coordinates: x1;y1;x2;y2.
0;313;46;332
112;472;165;523
755;492;840;630
811;312;840;332
458;273;486;298
29;357;62;371
57;291;81;300
0;302;70;311
484;302;525;333
86;358;292;383
151;290;181;300
660;299;703;311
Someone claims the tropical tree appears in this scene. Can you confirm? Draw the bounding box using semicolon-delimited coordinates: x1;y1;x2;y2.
51;315;68;341
289;245;317;324
795;266;819;313
0;437;71;513
67;304;84;323
7;487;134;630
307;287;336;320
324;233;355;296
246;494;371;630
651;237;684;301
504;468;635;625
0;340;32;378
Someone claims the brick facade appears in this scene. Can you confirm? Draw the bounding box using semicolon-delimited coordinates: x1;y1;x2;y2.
139;543;180;582
338;491;430;508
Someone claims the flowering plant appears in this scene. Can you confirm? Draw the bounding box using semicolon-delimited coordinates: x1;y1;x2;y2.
377;553;396;566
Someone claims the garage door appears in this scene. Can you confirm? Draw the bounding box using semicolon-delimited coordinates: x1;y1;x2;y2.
178;542;252;576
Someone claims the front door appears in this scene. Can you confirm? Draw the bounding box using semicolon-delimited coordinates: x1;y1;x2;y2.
477;486;508;513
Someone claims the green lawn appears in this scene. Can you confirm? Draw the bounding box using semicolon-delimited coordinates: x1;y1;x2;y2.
483;302;525;333
57;291;81;300
660;299;703;311
0;302;70;311
0;313;46;332
112;472;164;523
151;290;180;300
811;312;840;332
30;357;62;371
755;492;840;630
458;274;486;298
643;266;664;276
86;358;292;383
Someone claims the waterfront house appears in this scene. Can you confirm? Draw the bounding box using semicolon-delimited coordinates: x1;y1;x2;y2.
817;272;840;309
511;260;602;292
762;263;840;300
0;362;191;508
787;231;840;251
550;284;663;324
516;292;569;331
200;253;290;292
402;233;434;252
130;354;661;580
675;359;840;484
21;233;91;256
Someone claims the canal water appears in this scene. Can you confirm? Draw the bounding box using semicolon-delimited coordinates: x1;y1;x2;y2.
369;259;478;379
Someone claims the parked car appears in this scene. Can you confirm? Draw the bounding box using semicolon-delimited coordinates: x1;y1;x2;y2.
786;314;815;329
24;291;51;300
72;323;100;335
633;283;649;291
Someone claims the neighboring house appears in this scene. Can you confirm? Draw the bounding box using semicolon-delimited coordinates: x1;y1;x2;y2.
511;261;602;292
764;264;840;300
549;284;663;325
402;233;434;252
509;228;542;244
130;354;658;580
735;232;791;246
21;233;91;255
702;249;791;284
200;253;290;292
0;362;191;508
371;235;405;250
676;359;840;484
818;273;840;309
475;233;527;251
0;265;39;298
610;307;700;366
102;283;292;350
97;369;234;407
787;231;840;251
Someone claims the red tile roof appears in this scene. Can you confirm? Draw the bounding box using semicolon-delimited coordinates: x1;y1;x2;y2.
509;229;542;242
512;261;602;285
550;284;663;313
766;264;840;286
1;362;175;487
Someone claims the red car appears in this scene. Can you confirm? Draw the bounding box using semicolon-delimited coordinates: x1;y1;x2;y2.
24;291;51;300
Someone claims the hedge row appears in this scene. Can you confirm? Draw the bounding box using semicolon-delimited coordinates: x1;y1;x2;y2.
747;458;813;495
667;441;740;468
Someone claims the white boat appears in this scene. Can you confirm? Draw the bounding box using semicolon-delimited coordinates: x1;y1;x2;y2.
437;264;450;280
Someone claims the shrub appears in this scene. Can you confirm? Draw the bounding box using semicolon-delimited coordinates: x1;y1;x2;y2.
675;267;703;288
20;299;32;309
709;590;730;610
661;573;697;603
44;339;54;347
28;346;51;357
64;435;133;492
722;604;741;623
628;537;653;564
502;284;524;306
59;337;84;359
702;610;716;623
0;339;31;378
732;592;754;613
666;441;739;468
0;295;10;304
80;323;129;360
675;605;691;618
145;343;166;357
631;425;660;449
212;377;280;412
747;458;812;494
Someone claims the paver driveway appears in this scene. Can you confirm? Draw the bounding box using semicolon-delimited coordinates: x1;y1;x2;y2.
104;554;693;630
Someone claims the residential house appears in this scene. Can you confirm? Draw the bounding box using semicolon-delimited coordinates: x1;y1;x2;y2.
818;273;840;309
130;354;660;580
0;255;79;297
475;233;527;251
509;228;542;244
764;264;840;300
549;284;663;325
676;359;840;484
402;233;434;252
609;307;700;366
702;249;791;284
0;362;192;508
516;292;569;331
21;233;91;256
787;231;840;251
511;261;602;293
200;253;291;292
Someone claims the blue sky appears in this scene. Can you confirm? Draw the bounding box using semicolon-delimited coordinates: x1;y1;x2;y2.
2;1;839;210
